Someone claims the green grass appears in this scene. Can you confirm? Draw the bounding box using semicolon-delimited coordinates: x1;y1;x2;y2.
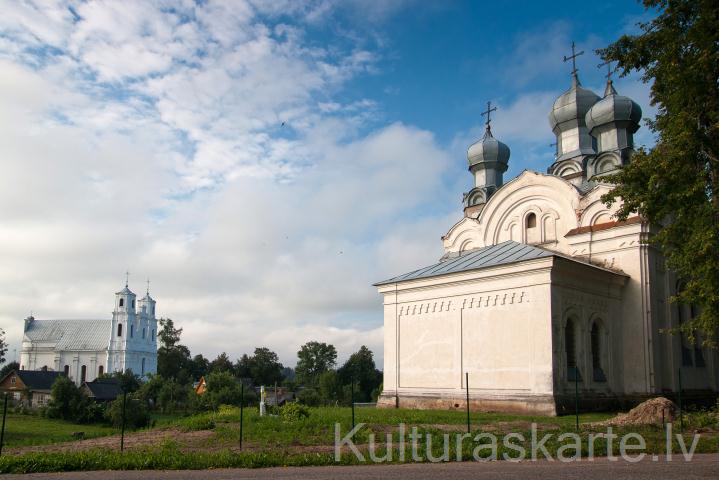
172;406;616;447
1;406;716;473
1;413;117;447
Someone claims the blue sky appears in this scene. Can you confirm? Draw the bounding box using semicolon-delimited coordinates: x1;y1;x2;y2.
0;1;655;368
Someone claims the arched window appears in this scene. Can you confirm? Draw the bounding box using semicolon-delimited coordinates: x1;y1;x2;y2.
130;324;134;338
591;322;607;382
98;365;104;376
152;329;155;341
132;299;135;309
80;365;87;383
118;323;123;337
63;365;70;376
565;318;581;381
141;358;146;375
119;298;124;307
526;213;537;228
142;327;146;339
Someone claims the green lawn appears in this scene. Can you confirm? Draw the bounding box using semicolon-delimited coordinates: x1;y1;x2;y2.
1;406;717;474
1;413;117;447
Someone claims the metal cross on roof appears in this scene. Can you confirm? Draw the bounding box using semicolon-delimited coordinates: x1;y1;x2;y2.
598;59;616;80
146;278;151;295
125;270;130;288
563;41;584;76
481;101;497;128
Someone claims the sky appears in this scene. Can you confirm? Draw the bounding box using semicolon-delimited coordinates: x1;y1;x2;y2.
0;0;657;369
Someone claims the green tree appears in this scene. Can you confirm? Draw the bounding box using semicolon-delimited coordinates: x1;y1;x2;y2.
158;317;182;349
295;341;337;387
243;347;282;385
338;346;382;403
46;376;85;421
201;370;245;410
157;318;192;382
98;370;141;393
189;354;210;380
599;0;719;342
106;393;150;429
0;328;7;365
0;361;19;380
318;370;341;403
209;352;234;373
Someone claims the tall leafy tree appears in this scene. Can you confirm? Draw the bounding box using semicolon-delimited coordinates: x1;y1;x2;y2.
338;346;382;403
0;361;19;380
248;347;284;386
599;0;719;342
157;317;192;382
209;352;234;373
158;318;183;349
295;341;337;386
0;328;7;365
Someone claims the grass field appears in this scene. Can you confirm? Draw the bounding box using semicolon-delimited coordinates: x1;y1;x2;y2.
0;405;717;473
1;413;117;447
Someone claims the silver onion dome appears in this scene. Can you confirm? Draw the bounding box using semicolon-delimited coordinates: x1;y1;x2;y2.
548;75;601;132
467;126;510;169
585;81;642;134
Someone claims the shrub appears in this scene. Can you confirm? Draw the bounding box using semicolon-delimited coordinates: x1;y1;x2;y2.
279;402;309;422
46;377;85;421
296;388;321;407
106;394;150;429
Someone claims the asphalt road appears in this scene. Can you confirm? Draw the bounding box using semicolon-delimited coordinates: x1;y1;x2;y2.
6;454;719;480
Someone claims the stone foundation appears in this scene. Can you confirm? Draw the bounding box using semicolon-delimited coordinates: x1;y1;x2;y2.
377;391;558;416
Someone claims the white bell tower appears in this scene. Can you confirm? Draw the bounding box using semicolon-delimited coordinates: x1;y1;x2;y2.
108;273;137;373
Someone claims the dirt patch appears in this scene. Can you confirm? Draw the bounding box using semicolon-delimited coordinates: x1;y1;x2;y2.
597;397;677;427
6;428;215;455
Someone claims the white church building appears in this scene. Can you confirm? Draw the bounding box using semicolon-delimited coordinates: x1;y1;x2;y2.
20;282;158;385
375;55;719;415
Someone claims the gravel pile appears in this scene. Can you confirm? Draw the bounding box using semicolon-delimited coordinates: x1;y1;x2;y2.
600;397;677;426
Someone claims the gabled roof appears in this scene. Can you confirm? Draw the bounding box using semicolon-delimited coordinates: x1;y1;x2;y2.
24;319;111;351
375;241;554;286
2;370;63;391
82;378;122;401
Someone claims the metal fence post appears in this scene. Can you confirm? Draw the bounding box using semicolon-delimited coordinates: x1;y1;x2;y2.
351;379;355;430
574;366;579;432
465;372;470;434
120;391;127;452
240;382;244;450
0;393;8;456
678;368;683;433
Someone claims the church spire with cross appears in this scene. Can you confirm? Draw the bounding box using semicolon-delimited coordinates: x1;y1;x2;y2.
463;100;510;214
481;101;497;137
547;41;601;184
564;40;584;86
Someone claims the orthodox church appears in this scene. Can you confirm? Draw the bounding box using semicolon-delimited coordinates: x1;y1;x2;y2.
20;281;158;386
375;49;719;415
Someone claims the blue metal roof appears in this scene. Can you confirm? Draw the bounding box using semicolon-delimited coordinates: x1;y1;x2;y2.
374;241;554;286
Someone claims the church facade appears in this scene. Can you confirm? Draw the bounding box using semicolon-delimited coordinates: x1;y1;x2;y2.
20;283;158;386
375;62;719;415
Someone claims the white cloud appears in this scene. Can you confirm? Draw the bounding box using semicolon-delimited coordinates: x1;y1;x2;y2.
0;0;452;368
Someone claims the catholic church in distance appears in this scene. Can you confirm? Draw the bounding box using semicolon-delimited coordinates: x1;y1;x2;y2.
20;280;158;386
375;47;719;415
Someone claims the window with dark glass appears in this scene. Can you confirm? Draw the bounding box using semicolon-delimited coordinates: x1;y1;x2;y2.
591;322;607;382
526;213;537;228
565;318;581;381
